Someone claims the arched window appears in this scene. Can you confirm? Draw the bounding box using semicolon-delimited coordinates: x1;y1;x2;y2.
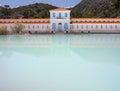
58;23;62;32
52;23;56;30
64;23;68;30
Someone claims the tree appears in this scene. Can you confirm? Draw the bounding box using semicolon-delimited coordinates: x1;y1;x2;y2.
11;23;24;34
22;9;36;18
114;0;120;9
1;6;12;18
0;25;8;35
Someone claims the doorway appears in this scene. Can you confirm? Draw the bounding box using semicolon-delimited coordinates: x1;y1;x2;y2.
58;23;62;32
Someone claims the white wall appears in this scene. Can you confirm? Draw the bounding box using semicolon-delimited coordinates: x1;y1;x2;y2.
50;11;70;19
50;19;70;32
71;19;120;23
50;11;71;32
0;23;50;33
70;23;120;33
23;24;50;33
0;19;50;23
1;18;120;34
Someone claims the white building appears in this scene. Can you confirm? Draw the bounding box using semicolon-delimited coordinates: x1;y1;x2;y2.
50;8;71;33
0;8;120;34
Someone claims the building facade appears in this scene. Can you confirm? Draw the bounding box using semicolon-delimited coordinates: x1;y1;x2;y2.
0;8;120;34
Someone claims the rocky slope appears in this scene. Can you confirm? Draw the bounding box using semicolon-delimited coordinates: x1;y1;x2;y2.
0;3;57;18
0;0;120;18
71;0;120;18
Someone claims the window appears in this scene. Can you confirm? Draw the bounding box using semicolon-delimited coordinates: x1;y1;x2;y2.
64;23;68;30
38;26;39;28
81;25;83;29
33;26;34;29
111;25;112;29
96;25;98;29
53;13;55;17
47;26;49;29
10;26;12;29
77;25;79;29
72;25;74;29
65;13;67;17
52;23;56;30
59;13;62;18
115;25;117;29
91;25;93;28
101;25;103;29
106;25;107;29
86;25;88;29
42;26;44;29
28;25;30;29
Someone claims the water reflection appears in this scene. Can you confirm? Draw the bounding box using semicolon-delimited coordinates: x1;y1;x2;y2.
0;34;120;48
0;34;120;91
0;34;119;63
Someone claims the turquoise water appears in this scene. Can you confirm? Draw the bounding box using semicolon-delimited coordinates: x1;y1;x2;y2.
0;34;120;91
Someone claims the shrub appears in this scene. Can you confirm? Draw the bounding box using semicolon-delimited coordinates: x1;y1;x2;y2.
114;0;120;9
0;25;8;35
11;23;24;34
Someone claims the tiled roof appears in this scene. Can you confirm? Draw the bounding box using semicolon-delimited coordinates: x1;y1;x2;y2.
50;8;70;11
71;22;120;24
71;18;120;20
0;22;50;24
0;18;50;20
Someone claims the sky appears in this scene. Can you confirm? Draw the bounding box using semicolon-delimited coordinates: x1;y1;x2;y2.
0;0;81;8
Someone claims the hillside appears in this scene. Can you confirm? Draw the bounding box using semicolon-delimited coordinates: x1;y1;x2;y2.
0;3;57;19
0;6;6;18
71;0;120;18
0;0;120;18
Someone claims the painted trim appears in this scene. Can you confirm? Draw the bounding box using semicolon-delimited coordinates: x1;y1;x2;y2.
0;18;50;20
50;8;70;11
71;22;120;24
0;22;50;24
71;18;120;20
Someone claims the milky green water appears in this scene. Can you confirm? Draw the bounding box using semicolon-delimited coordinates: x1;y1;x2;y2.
0;34;120;91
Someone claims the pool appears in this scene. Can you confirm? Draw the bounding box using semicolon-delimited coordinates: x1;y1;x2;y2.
0;34;120;91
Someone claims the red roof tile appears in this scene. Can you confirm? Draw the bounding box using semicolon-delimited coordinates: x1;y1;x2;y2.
50;8;70;11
